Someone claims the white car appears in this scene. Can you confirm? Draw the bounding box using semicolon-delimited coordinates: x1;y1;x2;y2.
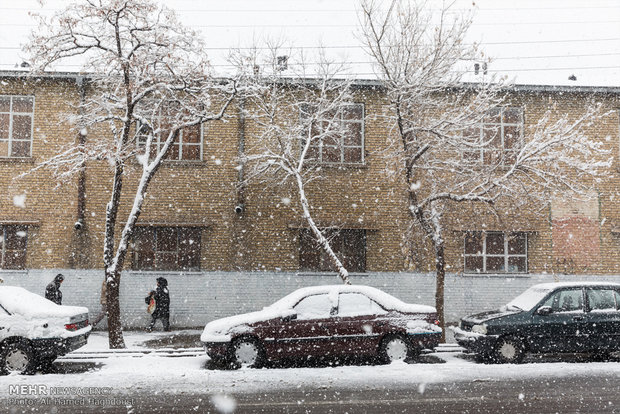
0;286;91;374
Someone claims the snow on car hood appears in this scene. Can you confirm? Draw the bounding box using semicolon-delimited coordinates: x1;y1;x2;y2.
0;286;88;318
462;308;521;324
201;308;290;343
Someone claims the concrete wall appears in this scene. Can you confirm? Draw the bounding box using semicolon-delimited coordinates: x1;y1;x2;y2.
2;270;619;329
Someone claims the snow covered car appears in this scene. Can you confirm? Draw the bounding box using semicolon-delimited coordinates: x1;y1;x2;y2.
201;285;441;368
0;286;91;374
453;282;620;363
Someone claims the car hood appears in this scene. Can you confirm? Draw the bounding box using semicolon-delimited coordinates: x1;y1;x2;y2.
462;308;522;324
201;308;290;343
0;286;88;319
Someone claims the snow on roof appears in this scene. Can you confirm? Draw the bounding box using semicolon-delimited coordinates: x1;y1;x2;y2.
1;0;618;87
0;286;88;318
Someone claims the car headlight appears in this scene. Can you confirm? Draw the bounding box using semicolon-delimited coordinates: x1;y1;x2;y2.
471;324;487;334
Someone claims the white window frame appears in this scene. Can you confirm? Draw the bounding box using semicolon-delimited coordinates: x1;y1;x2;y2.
0;95;34;158
463;231;528;274
464;107;524;165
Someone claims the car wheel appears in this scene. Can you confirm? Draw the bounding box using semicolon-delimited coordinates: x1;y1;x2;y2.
493;336;525;364
0;340;35;375
230;337;265;369
380;334;413;364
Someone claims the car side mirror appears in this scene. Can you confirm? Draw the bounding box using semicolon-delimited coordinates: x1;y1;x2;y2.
536;306;553;316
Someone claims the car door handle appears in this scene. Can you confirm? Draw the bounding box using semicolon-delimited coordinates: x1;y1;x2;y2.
573;316;584;321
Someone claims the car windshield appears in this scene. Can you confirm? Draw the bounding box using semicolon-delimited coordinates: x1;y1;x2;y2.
505;286;554;311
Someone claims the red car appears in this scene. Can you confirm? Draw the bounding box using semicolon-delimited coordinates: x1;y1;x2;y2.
201;285;441;368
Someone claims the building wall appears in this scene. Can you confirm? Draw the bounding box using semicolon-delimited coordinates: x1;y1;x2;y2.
1;74;620;327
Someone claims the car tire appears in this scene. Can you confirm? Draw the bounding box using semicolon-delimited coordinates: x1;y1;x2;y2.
0;339;35;375
230;337;265;369
492;336;525;364
379;334;414;364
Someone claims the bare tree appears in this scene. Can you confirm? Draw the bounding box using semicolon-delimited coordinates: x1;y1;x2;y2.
360;0;610;338
232;46;355;284
25;0;236;348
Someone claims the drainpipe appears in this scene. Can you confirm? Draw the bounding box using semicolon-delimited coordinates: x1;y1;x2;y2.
235;97;246;215
74;76;87;230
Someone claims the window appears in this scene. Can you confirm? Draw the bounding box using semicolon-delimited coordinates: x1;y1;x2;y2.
300;228;366;273
293;294;333;319
541;289;583;313
464;231;527;274
302;103;364;164
587;289;619;311
0;96;34;158
132;227;201;271
137;106;202;161
463;107;523;164
338;293;386;317
0;225;28;269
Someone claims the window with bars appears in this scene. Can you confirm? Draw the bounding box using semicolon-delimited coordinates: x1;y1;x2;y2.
299;228;366;273
0;225;28;269
463;107;523;165
0;96;34;158
137;106;202;161
302;103;364;164
464;231;527;274
132;226;201;271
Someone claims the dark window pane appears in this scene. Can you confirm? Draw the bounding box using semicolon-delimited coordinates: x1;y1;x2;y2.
322;145;340;163
465;256;483;273
155;252;178;270
11;140;30;157
464;232;482;255
507;257;526;273
0;140;7;157
503;108;522;124
343;122;362;146
508;233;526;254
486;256;505;272
5;226;27;250
306;145;319;161
503;125;521;149
300;229;321;271
342;104;363;120
157;228;177;252
463;150;479;162
183;144;201;160
344;147;362;163
0;97;10;112
0;114;9;138
486;108;501;123
12;97;33;113
4;249;26;269
183;125;201;143
486;233;504;255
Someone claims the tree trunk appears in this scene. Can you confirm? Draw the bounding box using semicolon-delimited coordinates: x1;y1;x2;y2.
434;240;446;343
105;270;126;349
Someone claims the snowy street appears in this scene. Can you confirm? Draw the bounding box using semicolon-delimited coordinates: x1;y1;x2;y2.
0;330;619;413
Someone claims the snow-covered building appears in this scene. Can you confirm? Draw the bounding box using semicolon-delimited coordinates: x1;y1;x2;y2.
0;70;619;327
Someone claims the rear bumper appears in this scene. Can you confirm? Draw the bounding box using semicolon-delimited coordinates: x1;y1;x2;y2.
31;332;90;358
407;332;442;350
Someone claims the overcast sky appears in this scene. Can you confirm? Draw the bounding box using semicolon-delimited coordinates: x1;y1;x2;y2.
0;0;618;87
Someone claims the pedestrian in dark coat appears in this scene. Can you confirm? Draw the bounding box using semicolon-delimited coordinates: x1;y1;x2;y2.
145;277;170;332
45;274;64;305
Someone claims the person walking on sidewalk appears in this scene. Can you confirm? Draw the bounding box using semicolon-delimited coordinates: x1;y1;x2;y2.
145;277;170;332
45;274;64;305
91;279;108;328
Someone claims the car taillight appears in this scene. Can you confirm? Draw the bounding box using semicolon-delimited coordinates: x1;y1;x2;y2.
65;323;78;331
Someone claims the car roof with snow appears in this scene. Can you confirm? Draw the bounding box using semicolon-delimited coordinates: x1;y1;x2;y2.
0;286;88;318
530;282;620;291
267;285;436;314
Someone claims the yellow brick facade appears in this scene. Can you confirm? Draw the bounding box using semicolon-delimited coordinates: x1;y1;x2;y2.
1;73;619;276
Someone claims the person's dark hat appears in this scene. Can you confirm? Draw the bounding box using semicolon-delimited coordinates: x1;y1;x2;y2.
156;277;168;287
55;274;64;283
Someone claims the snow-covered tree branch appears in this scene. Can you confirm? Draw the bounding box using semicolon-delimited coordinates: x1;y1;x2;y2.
360;0;611;339
25;0;237;348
